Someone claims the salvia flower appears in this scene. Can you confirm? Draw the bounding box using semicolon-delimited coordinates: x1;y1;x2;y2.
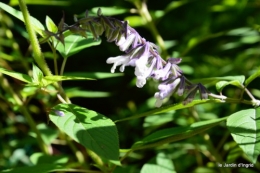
49;8;210;107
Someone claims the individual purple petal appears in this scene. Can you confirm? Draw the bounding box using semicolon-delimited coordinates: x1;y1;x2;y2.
54;110;65;117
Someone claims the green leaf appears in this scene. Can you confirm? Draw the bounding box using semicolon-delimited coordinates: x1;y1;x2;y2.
10;0;70;6
91;6;129;16
0;2;44;35
45;16;58;33
192;75;245;86
49;103;119;162
216;80;244;92
36;123;59;145
30;152;69;165
124;16;146;27
56;33;101;58
43;75;95;86
227;108;260;163
0;67;33;83
64;72;123;79
32;64;43;85
245;68;260;86
141;153;176;173
116;99;224;122
65;88;111;98
1;164;63;173
132;117;227;150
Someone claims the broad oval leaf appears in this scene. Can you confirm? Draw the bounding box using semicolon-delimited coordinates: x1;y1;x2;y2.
56;33;101;58
132;117;227;150
49;103;119;162
227;108;260;164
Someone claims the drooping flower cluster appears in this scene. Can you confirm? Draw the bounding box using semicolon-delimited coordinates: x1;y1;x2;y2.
48;8;209;107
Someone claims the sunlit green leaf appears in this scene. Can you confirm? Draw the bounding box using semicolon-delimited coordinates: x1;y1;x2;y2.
245;68;260;87
49;103;119;162
0;67;32;83
65;88;111;98
10;0;70;6
0;2;44;35
30;152;69;165
45;15;58;33
91;6;128;16
32;64;43;85
216;80;244;92
64;72;123;79
56;32;101;58
141;153;176;173
227;108;260;164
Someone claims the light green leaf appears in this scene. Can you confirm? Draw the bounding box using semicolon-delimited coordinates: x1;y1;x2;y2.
64;72;123;79
49;103;119;162
30;152;69;165
227;108;260;164
10;0;70;6
0;2;44;35
124;16;146;27
37;123;59;145
141;153;176;173
245;68;260;86
216;80;244;92
43;75;94;86
32;64;43;85
0;67;32;83
91;6;128;16
132;117;227;150
65;88;111;98
192;75;245;86
45;16;58;33
56;33;101;58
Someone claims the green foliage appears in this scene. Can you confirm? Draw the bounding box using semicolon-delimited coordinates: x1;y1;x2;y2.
49;103;119;162
227;108;260;164
1;0;260;173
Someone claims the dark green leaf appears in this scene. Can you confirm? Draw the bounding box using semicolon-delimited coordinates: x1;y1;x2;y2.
116;99;224;122
132;117;227;149
227;108;260;164
132;117;227;150
49;103;119;162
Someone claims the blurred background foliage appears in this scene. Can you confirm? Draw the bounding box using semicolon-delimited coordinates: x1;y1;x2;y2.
1;0;260;172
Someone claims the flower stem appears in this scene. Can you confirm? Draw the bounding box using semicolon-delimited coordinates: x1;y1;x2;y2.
0;74;49;154
134;1;168;59
18;0;52;76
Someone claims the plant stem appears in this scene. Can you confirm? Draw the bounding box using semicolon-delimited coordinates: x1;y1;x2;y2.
133;1;168;59
0;74;49;154
18;0;52;76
